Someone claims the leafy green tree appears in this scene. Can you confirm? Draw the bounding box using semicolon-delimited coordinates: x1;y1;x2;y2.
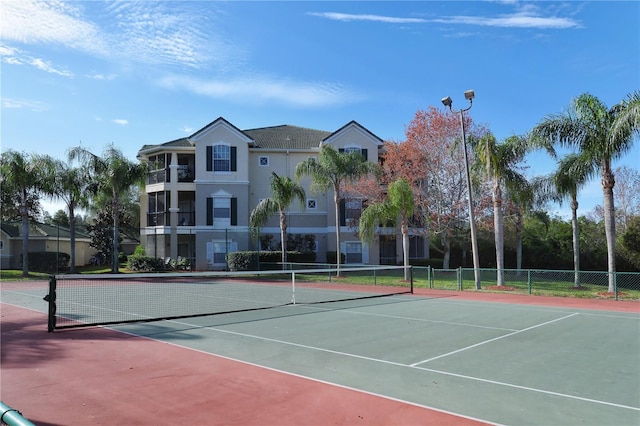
249;172;306;266
68;144;147;273
535;154;591;287
44;209;71;227
295;145;378;275
620;215;640;270
0;150;55;276
86;204;134;264
359;178;414;280
475;134;530;286
531;92;639;292
43;158;92;273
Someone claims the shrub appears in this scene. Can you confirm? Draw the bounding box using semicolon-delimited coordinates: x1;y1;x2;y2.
127;255;165;272
23;252;70;273
227;251;260;271
326;251;345;265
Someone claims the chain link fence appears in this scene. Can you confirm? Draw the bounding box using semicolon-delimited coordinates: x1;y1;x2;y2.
413;266;640;301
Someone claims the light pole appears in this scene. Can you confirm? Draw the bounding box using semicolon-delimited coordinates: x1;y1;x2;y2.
441;90;481;290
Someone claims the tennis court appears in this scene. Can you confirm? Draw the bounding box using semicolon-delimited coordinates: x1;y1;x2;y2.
2;269;639;425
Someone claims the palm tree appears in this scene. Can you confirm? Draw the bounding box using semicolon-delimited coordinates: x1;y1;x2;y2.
249;172;306;267
475;134;529;286
535;154;591;287
295;145;378;275
359;178;414;280
68;144;147;273
0;151;53;276
531;92;639;292
48;159;92;273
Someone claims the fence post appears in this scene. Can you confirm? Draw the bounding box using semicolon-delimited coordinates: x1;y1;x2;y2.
428;265;432;289
457;267;462;291
614;271;618;301
528;270;532;295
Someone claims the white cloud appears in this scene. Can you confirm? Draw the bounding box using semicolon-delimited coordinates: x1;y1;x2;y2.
87;72;118;81
311;10;580;29
0;1;109;55
157;75;361;107
29;57;74;77
433;14;580;29
308;12;426;24
2;98;48;112
182;126;195;134
113;119;128;125
1;43;74;77
0;1;231;69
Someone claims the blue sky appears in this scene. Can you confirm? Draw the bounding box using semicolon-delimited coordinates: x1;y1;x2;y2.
1;0;639;218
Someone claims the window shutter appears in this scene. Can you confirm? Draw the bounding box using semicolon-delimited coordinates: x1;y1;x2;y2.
231;197;237;226
206;146;212;171
362;149;368;161
339;199;346;226
231;147;237;171
206;198;213;226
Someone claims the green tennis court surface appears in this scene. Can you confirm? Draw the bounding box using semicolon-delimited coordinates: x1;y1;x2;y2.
3;280;639;425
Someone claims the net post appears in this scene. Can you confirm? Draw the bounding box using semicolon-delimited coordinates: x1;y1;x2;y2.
410;266;414;293
291;271;296;305
45;275;57;332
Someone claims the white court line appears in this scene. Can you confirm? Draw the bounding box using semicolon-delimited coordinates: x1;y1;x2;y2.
410;312;580;366
163;314;640;413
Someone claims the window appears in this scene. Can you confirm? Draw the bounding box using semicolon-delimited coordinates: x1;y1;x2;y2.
344;146;361;154
148;191;169;226
345;199;362;221
207;196;237;227
214;145;230;171
259;156;269;166
213;198;230;227
307;199;316;209
409;236;426;259
339;147;368;161
345;242;362;264
148;153;169;184
206;145;237;172
340;198;363;226
207;241;238;265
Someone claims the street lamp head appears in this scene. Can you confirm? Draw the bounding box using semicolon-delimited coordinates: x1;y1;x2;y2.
441;96;452;108
464;90;475;101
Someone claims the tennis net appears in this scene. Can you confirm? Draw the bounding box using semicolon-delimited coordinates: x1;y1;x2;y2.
45;265;412;331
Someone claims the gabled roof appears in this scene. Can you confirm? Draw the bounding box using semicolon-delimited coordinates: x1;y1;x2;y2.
138;137;191;155
189;116;254;145
137;118;383;156
322;120;384;146
244;125;331;150
1;222;91;239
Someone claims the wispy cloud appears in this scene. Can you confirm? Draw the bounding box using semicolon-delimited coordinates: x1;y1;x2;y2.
2;98;48;112
87;72;118;81
308;12;425;24
113;119;129;126
0;1;109;55
432;14;580;29
310;10;580;29
0;44;74;77
157;75;362;107
0;0;232;69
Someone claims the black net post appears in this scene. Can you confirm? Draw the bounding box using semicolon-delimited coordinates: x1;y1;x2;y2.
45;275;57;332
409;266;414;293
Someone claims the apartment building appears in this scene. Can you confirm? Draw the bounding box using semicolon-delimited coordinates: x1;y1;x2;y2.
137;117;427;270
